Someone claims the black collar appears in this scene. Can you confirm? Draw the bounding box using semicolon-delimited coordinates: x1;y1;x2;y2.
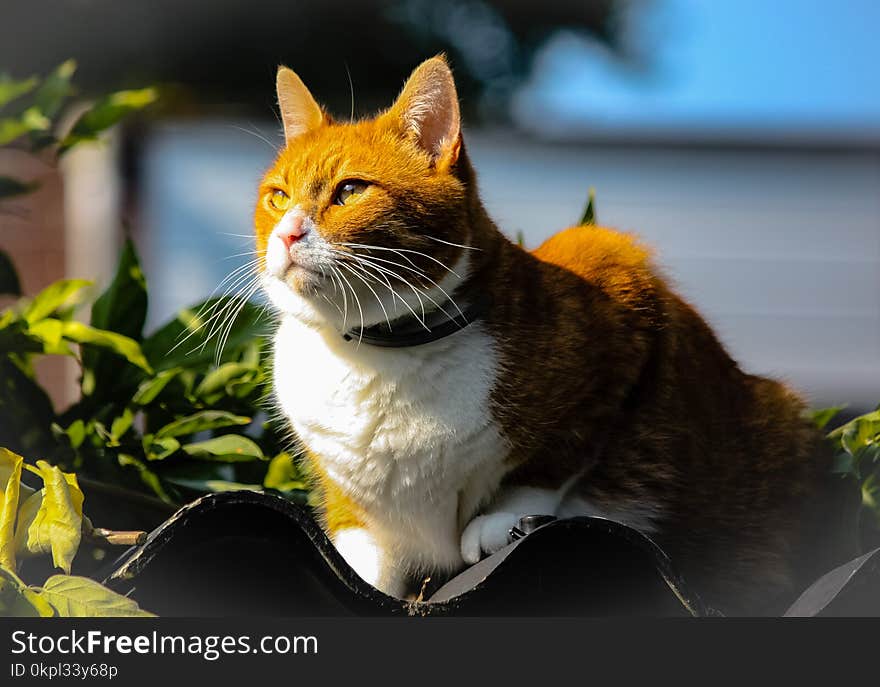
342;293;488;348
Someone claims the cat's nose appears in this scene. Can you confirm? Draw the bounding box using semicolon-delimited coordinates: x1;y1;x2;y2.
279;214;308;248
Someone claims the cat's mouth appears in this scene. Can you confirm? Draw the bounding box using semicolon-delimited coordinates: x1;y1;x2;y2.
284;261;325;280
264;238;331;290
276;260;330;294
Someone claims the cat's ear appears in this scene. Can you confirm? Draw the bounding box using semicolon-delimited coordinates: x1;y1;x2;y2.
276;66;324;143
386;56;461;163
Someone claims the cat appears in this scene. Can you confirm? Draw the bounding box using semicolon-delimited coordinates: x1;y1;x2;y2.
254;56;858;615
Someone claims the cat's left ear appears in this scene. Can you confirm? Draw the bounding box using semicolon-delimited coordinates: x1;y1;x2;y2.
386;56;461;165
276;66;324;143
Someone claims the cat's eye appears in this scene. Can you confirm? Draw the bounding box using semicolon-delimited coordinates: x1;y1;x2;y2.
333;180;369;206
269;189;290;211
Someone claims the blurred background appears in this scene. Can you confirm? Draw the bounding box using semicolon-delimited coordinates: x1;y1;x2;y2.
2;0;879;411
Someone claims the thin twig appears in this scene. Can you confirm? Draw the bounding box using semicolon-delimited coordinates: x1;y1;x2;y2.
86;528;148;547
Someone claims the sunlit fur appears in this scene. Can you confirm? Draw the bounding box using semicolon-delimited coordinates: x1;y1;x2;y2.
254;63;468;334
255;57;858;614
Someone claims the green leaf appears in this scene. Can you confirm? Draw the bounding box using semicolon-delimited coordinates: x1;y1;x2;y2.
143;436;180;462
837;416;880;459
37;575;154;617
0;318;44;355
0;359;56;458
28;318;74;355
110;408;134;442
23;60;77;150
827;410;880;441
83;239;149;400
131;368;181;405
831;451;856;477
164;478;261;494
240;338;262;367
59;88;157;153
861;443;880;466
60;321;152;374
51;419;87;450
0;74;38;109
0;564;54;617
811;406;846;431
0;106;51;146
154;410;250;439
24;460;84;574
161;459;233;481
263;452;307;492
0;448;24;571
23;279;91;324
89;239;147;340
0;176;39;200
32;60;76;121
182;434;264;462
159;460;257;494
194;362;260;403
0;252;21;295
12;489;42;562
117;454;172;503
579;187;597;226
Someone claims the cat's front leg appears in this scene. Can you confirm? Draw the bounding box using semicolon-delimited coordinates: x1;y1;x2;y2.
332;527;407;598
460;486;561;564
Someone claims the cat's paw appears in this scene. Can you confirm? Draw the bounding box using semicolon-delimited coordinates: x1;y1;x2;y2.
334;527;382;587
460;512;518;564
333;527;407;598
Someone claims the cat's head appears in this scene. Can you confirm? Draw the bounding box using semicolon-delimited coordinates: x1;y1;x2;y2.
255;56;475;331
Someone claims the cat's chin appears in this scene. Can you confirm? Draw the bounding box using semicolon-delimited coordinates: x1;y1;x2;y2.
262;273;332;328
263;272;376;335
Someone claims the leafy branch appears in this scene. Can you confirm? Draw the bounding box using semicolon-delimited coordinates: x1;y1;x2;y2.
0;56;311;617
814;407;880;536
0;60;157;199
0;448;153;616
0;239;307;506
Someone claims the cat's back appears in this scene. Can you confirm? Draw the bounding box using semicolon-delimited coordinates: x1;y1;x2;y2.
529;223;853;612
531;224;658;303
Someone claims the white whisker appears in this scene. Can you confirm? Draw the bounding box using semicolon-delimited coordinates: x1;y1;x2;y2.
214;279;262;363
422;235;482;251
169;264;260;354
195;275;260;352
341;242;461;277
328;264;349;329
220;250;261;261
343;256;430;328
333;265;365;345
350;253;465;322
339;261;393;331
229;123;275;149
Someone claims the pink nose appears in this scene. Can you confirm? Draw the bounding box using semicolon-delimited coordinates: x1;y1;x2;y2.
279;215;308;248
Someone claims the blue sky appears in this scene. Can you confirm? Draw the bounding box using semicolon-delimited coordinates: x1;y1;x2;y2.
513;0;880;142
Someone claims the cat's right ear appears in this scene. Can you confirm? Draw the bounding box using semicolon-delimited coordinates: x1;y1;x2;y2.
385;56;461;165
276;66;324;143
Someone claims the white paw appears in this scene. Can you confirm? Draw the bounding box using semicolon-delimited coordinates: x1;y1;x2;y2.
333;528;382;587
333;527;407;598
460;512;518;564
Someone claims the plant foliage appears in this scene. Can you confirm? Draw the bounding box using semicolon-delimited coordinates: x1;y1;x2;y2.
815;407;880;538
0;448;153;616
0;59;307;616
0;240;305;506
0;60;157;198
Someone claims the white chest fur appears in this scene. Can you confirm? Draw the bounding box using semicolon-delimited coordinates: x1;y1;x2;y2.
272;315;510;572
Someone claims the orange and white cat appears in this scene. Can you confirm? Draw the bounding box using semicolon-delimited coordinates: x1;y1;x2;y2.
254;57;856;614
